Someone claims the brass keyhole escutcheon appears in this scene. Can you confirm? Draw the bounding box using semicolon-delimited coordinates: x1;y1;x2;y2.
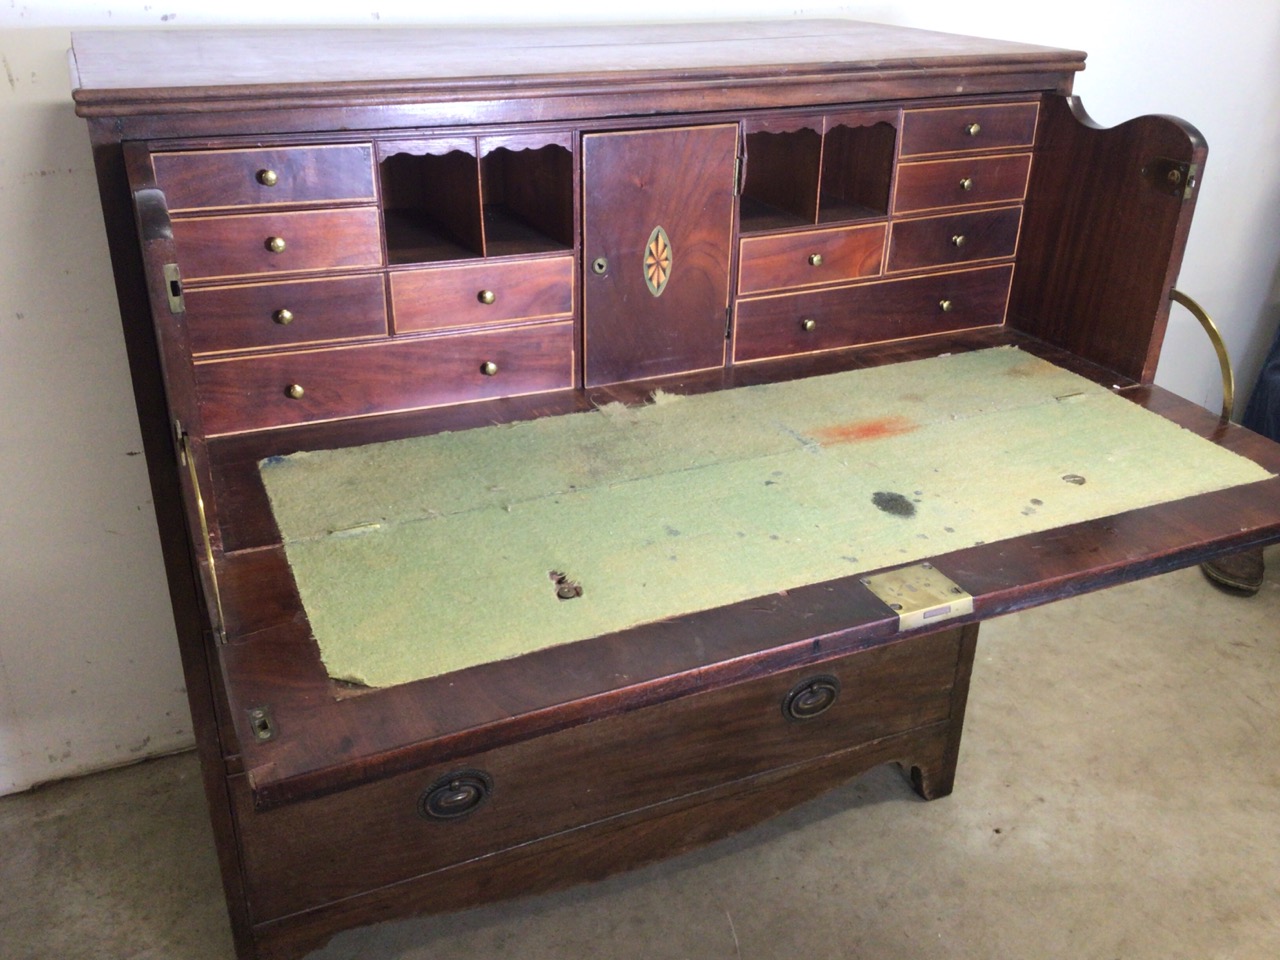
800;318;817;332
266;236;287;254
478;289;496;305
959;177;974;191
480;361;499;376
273;308;294;325
938;299;954;313
808;253;824;267
950;234;966;248
965;122;982;136
256;169;278;186
285;383;304;399
591;257;609;275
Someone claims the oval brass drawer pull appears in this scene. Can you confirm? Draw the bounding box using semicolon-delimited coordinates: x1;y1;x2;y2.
418;770;493;821
782;675;841;721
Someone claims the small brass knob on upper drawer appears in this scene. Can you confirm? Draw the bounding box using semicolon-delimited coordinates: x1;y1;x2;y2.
266;236;287;254
950;234;967;248
285;383;304;399
480;361;499;376
273;308;294;325
808;253;824;267
800;318;817;332
959;177;974;191
782;674;841;721
256;169;279;186
477;289;496;305
965;122;982;137
939;299;955;313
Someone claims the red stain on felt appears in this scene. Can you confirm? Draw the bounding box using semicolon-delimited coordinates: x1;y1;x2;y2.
814;415;918;445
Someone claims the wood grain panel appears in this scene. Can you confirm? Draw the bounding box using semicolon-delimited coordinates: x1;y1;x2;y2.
172;207;383;281
734;264;1013;362
887;206;1021;272
152;144;375;212
233;629;962;920
900;101;1040;157
184;274;387;355
193;321;573;434
738;222;886;294
391;255;573;333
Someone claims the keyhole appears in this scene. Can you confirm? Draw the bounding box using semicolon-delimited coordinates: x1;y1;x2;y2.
591;257;609;275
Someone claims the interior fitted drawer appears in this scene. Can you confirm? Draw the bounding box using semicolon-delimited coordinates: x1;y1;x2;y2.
738;223;885;295
172;207;383;282
899;102;1039;158
193;320;573;434
392;255;574;333
232;629;963;921
153;144;376;212
735;264;1013;362
887;207;1022;273
893;153;1032;214
184;275;388;355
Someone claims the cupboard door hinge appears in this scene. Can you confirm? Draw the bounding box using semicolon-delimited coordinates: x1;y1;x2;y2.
163;262;186;314
1142;158;1198;200
725;305;733;339
860;562;974;631
733;155;744;196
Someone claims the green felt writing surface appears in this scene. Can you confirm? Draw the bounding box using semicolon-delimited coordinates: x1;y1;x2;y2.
260;348;1272;688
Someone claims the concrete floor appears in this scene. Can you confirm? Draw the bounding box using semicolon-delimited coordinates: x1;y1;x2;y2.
4;552;1278;960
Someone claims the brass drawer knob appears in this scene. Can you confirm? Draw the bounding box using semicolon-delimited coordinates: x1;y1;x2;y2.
938;299;954;313
266;236;287;254
950;234;966;248
477;289;496;305
285;383;304;400
256;169;279;187
782;675;841;721
273;308;294;325
959;177;974;191
800;317;817;332
965;122;982;137
807;253;824;267
418;770;493;821
480;361;499;376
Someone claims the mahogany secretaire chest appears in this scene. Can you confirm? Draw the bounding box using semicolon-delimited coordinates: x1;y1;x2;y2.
71;20;1280;960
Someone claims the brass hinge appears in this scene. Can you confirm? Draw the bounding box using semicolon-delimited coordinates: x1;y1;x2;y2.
734;155;744;196
163;262;185;314
725;305;733;339
860;562;974;630
179;431;227;643
1143;158;1198;200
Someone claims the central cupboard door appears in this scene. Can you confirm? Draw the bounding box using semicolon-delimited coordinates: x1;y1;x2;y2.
582;124;739;385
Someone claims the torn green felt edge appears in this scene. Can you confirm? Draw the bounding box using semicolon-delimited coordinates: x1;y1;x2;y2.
259;348;1273;689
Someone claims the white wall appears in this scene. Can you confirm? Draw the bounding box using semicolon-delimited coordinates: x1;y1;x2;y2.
2;1;1278;795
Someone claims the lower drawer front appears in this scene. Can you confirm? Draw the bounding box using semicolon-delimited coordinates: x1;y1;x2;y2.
193;321;574;435
234;629;962;921
887;206;1022;273
734;265;1013;362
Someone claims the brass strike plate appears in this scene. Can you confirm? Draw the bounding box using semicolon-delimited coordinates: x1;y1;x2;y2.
859;562;973;630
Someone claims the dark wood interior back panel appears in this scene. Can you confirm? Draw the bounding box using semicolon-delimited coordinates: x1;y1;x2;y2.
1007;96;1206;382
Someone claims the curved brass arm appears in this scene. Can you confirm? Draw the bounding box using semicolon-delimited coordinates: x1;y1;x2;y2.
1170;289;1234;421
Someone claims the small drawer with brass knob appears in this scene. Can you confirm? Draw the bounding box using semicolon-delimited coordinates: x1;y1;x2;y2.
182;275;388;355
887;206;1022;273
171;207;383;282
151;143;377;212
738;222;886;295
391;256;573;334
900;101;1039;158
892;153;1032;214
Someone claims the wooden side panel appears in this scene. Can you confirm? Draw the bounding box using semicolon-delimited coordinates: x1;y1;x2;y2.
582;124;738;385
1008;96;1207;382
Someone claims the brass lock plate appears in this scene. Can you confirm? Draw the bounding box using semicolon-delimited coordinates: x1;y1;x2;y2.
860;562;973;630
